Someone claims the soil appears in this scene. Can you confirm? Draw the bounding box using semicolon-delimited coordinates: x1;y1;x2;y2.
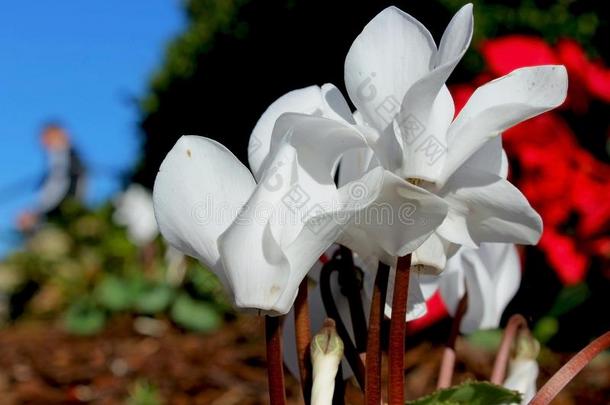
0;316;608;404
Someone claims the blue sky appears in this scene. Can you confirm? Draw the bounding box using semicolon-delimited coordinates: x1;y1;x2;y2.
0;1;184;252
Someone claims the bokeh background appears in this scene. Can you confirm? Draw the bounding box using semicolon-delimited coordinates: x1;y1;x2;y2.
1;0;609;403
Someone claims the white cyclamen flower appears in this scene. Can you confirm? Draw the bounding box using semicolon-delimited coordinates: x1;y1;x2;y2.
113;184;159;246
342;3;567;272
154;105;446;314
335;4;566;320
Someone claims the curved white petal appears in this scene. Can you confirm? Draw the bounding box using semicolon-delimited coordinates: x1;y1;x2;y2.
249;86;323;179
411;232;450;275
396;86;454;182
436;166;543;247
248;84;354;180
398;3;471;137
461;136;508;179
345;6;436;133
441;65;568;184
441;243;521;334
340;170;449;261
338;146;375;187
153;136;256;287
485;243;521;317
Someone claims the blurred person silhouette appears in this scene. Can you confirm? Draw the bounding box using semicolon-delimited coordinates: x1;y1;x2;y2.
16;122;86;232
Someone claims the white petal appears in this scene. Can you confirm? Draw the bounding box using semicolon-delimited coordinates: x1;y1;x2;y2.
396;86;454;182
345;6;436;133
411;232;450;274
461;136;508;178
153;136;256;287
248;86;323;180
434;4;474;70
340;170;449;260
436;166;543;247
442;243;521;334
484;243;521;316
321;83;356;124
438;262;465;318
441;65;568;184
338;147;375;187
397;3;471;140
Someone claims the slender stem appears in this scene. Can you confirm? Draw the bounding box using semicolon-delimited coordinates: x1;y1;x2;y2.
337;246;368;352
491;314;528;384
529;331;610;405
320;261;366;390
437;292;468;389
265;315;287;405
388;254;411;405
294;279;312;404
366;262;390;405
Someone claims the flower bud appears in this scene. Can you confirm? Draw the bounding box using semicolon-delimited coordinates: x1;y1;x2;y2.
310;318;344;405
503;331;540;404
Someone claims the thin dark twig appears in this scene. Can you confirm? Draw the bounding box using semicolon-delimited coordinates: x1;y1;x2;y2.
437;292;468;389
320;260;366;390
491;314;528;384
365;262;390;405
294;279;312;404
265;315;287;405
388;254;411;405
337;245;368;352
529;331;610;405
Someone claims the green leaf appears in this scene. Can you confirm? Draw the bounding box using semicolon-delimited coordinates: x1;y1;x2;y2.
95;275;132;311
170;293;221;332
135;284;174;314
533;316;559;344
548;283;590;317
466;329;503;351
63;299;106;336
406;381;522;405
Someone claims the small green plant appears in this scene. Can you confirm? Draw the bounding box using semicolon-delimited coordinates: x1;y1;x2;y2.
126;380;163;405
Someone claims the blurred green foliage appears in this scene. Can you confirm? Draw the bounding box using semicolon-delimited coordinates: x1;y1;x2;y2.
0;199;230;334
127;380;163;405
406;381;522;405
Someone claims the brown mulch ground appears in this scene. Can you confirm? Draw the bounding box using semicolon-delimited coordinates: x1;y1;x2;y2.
0;316;609;404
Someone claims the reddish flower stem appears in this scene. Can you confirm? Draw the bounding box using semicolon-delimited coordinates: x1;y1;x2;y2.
491;314;528;384
437;292;468;389
529;330;610;405
366;262;390;405
294;279;312;404
388;254;411;405
265;315;287;405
